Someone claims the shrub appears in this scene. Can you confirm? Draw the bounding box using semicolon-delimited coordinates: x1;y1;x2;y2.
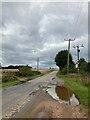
60;63;77;75
77;59;90;86
60;66;67;75
79;62;88;74
87;61;90;72
2;75;18;82
18;66;32;76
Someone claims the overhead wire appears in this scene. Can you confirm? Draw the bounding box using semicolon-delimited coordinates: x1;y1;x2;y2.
65;0;86;63
66;1;83;62
66;1;83;38
71;1;83;38
67;0;69;39
75;2;88;35
72;1;86;61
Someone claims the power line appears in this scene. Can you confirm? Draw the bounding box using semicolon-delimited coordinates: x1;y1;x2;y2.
72;2;83;37
64;38;75;74
66;2;83;39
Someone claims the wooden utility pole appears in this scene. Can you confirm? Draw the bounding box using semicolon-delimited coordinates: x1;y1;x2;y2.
37;57;39;71
64;38;75;74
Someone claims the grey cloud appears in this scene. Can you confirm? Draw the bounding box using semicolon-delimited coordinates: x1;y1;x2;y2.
1;2;88;67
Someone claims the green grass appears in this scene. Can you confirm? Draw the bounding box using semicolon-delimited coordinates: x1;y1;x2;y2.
41;69;55;76
28;74;41;80
2;74;21;87
57;72;89;105
28;69;55;79
2;80;21;87
0;83;2;87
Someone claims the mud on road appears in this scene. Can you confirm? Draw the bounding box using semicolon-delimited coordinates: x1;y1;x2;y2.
11;88;87;118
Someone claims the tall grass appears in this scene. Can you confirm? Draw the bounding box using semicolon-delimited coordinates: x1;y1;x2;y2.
57;72;89;105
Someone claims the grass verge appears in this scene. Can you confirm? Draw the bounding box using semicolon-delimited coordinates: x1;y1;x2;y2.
27;69;55;80
2;80;21;87
1;69;55;87
40;69;55;76
57;72;89;106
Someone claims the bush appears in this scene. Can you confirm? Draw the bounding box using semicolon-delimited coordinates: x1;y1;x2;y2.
79;62;88;74
60;66;67;75
19;66;32;76
79;62;89;86
87;61;90;72
2;75;18;82
60;62;77;75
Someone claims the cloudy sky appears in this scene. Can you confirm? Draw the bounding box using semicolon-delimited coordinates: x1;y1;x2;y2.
0;1;88;68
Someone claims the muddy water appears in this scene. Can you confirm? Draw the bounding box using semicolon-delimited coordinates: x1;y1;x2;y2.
46;85;79;106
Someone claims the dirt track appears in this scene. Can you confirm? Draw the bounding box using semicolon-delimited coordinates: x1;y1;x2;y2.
12;89;87;118
2;71;57;118
2;71;88;118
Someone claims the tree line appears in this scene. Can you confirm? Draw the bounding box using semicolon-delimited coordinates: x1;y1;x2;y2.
1;65;32;69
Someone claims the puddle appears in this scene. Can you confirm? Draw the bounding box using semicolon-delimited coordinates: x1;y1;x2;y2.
46;85;79;106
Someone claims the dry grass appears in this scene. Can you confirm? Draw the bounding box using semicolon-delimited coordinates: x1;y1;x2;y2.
1;68;50;74
2;69;19;73
32;68;50;73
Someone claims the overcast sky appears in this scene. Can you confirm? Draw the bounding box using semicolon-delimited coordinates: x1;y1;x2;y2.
0;2;88;68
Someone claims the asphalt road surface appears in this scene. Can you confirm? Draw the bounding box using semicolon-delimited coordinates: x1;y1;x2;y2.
2;71;57;118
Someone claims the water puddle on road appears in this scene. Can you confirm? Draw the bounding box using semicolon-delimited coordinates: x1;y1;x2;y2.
46;85;79;106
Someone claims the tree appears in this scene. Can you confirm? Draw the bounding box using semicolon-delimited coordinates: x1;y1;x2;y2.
55;50;73;70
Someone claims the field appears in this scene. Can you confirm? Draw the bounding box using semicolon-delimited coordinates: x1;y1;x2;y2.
32;68;52;73
0;68;55;87
1;68;51;74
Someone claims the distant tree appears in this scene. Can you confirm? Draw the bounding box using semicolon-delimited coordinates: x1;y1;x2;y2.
8;65;15;69
49;67;51;69
55;50;73;70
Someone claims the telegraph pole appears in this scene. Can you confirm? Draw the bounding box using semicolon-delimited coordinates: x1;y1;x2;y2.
64;38;75;74
37;57;39;71
73;44;84;71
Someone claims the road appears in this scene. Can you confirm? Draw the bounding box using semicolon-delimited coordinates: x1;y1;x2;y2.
2;71;57;118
